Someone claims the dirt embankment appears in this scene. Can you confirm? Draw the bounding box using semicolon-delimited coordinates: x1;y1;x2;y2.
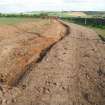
0;19;67;86
0;20;105;105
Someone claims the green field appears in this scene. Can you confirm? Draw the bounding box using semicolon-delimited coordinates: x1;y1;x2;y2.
0;17;35;25
0;17;46;26
0;17;29;25
93;28;105;38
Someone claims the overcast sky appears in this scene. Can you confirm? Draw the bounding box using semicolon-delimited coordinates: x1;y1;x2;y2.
0;0;105;13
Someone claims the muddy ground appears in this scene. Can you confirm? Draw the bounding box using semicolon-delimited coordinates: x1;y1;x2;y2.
0;19;105;105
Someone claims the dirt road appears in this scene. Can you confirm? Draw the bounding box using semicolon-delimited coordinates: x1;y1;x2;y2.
0;21;105;105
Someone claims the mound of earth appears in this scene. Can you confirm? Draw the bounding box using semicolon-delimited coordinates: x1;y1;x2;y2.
0;20;105;105
0;19;67;86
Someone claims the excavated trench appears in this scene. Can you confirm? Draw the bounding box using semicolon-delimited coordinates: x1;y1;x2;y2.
0;20;105;105
0;19;70;87
14;20;70;87
36;21;70;63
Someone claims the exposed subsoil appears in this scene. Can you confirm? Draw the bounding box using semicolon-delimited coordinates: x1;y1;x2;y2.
0;20;105;105
0;19;67;86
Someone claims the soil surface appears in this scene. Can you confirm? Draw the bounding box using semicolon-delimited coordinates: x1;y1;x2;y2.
0;20;105;105
0;19;67;86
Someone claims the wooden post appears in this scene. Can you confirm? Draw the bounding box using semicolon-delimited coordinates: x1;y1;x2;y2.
85;18;87;25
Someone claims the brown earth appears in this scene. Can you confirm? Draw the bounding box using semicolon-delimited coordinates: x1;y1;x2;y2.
0;20;105;105
0;19;67;86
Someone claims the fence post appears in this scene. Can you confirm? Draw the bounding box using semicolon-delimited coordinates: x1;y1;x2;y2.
85;18;87;25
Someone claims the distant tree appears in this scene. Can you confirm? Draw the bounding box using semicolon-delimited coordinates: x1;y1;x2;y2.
39;12;48;18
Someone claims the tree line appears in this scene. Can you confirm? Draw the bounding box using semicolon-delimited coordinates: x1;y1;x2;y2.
0;13;48;18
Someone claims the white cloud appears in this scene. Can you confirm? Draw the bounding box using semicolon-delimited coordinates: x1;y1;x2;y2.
64;0;105;3
0;0;105;13
0;0;63;6
62;2;105;11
